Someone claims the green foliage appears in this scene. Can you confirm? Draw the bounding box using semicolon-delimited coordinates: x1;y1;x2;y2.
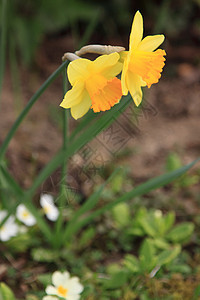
124;239;181;276
126;207;194;248
166;152;199;189
102;271;129;289
0;283;15;300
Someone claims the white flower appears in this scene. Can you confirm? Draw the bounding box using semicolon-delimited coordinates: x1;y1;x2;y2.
16;204;36;226
40;194;59;221
0;211;19;241
45;271;84;300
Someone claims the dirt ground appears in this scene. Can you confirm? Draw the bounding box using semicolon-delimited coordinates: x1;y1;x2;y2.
1;35;200;190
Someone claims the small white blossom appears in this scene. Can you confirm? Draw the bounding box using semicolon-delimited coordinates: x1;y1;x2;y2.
45;271;84;300
0;211;19;241
40;194;59;221
16;204;36;226
154;209;163;218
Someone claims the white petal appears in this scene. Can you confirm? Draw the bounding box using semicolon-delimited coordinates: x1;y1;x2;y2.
16;204;24;218
24;215;36;226
0;230;10;241
7;222;19;236
46;209;59;222
0;218;19;241
16;204;36;226
45;286;58;295
40;194;54;207
67;277;84;294
43;296;59;300
52;271;70;287
67;295;80;300
0;210;7;220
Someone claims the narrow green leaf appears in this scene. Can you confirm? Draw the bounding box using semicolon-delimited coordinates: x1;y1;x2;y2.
0;282;15;300
0;165;23;197
54;69;69;242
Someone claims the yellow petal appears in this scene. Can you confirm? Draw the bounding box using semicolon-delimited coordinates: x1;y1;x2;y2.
60;81;84;109
129;11;143;50
126;71;143;106
68;59;91;85
71;91;92;119
121;59;129;96
101;61;123;79
93;52;120;74
138;35;165;52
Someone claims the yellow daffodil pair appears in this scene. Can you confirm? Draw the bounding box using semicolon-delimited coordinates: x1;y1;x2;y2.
60;11;166;119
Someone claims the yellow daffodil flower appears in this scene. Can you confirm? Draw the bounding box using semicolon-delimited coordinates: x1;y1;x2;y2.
121;11;166;106
60;52;122;119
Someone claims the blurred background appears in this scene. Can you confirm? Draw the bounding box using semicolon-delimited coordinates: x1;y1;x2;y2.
0;1;200;298
0;0;199;189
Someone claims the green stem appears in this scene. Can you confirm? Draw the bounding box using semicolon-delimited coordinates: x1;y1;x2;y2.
0;0;8;103
54;69;69;245
0;60;69;160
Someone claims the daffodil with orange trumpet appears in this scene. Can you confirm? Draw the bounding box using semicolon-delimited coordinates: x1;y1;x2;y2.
60;53;122;119
121;11;166;106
